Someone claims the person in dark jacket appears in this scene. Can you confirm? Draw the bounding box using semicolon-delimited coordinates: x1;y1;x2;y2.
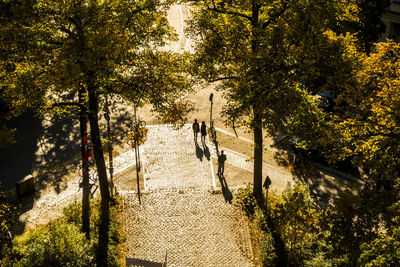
192;119;200;142
200;121;207;144
218;150;227;176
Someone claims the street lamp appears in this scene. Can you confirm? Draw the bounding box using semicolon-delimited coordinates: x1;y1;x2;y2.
127;104;147;204
209;93;213;127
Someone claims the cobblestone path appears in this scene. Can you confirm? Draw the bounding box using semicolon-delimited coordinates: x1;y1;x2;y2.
141;125;213;191
123;125;255;267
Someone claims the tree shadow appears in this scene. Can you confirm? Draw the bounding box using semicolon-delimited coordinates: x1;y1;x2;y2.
0;112;45;191
291;157;361;209
125;258;163;267
271;139;362;209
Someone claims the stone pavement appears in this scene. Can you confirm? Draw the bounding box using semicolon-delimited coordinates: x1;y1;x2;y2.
141;125;213;192
123;125;256;267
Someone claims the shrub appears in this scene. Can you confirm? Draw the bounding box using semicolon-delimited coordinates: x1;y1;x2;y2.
259;229;278;266
2;196;125;266
11;220;94;266
236;184;257;217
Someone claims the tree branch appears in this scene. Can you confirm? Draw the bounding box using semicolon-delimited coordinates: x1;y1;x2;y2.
262;2;289;29
60;26;76;38
209;76;240;83
52;102;82;108
207;0;252;21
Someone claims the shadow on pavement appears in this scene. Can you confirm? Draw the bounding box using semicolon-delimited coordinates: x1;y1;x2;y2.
195;141;203;161
210;129;232;203
291;160;361;209
271;140;362;209
0;112;43;191
0;110;82;234
218;173;233;204
202;143;210;161
125;257;163;267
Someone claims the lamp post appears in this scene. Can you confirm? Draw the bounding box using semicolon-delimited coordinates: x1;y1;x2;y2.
127;104;146;204
133;105;141;204
209;93;213;127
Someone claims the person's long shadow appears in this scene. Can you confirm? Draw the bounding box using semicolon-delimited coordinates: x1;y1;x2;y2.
202;142;211;161
195;142;203;161
218;173;233;204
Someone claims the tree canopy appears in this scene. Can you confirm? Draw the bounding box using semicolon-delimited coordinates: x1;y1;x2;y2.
326;41;400;181
1;0;192;264
186;0;360;196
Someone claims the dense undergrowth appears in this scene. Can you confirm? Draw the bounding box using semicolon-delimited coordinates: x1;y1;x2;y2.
237;181;400;266
1;195;125;266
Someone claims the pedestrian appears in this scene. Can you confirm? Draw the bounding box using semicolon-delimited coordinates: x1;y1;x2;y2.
83;147;95;166
192;119;200;142
201;121;207;144
218;150;227;176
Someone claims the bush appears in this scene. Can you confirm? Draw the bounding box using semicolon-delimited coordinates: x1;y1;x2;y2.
259;229;278;266
11;220;94;266
2;196;125;266
236;184;257;217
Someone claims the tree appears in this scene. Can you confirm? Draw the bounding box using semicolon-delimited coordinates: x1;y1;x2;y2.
341;0;391;53
328;41;400;182
358;182;400;265
1;0;192;264
186;0;359;198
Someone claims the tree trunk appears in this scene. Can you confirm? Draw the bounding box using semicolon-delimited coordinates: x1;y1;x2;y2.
87;85;110;265
87;87;110;203
79;88;90;240
253;110;263;198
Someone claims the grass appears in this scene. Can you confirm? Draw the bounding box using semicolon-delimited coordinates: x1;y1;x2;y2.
211;157;253;188
214;130;291;169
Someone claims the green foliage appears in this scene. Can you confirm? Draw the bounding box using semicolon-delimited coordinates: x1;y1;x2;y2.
187;0;360;195
0;183;19;259
318;178;400;265
11;221;95;267
270;183;320;249
340;0;391;53
238;181;400;265
236;184;257;217
259;229;278;266
358;227;400;266
2;196;125;266
327;41;400;179
238;183;331;266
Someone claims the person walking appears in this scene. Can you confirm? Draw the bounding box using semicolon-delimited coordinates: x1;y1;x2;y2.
192;119;200;142
200;121;207;144
218;150;227;176
83;147;95;166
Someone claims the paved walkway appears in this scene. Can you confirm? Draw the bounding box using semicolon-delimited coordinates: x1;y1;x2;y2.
123;125;255;266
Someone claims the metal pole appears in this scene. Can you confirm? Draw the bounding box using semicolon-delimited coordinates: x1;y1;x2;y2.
134;104;141;204
266;188;269;217
209;93;213;128
210;102;212;127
